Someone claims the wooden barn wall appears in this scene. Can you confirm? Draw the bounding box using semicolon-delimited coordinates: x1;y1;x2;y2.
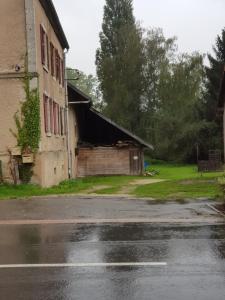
77;147;141;177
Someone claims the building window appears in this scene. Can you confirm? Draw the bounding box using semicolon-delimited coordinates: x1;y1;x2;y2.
55;49;59;80
60;107;65;136
61;59;65;87
64;108;67;135
43;94;51;134
57;104;61;135
40;25;49;70
50;43;55;77
53;101;58;135
49;98;54;134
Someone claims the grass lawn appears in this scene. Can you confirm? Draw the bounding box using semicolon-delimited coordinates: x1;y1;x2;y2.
132;164;223;199
0;176;139;200
0;164;224;200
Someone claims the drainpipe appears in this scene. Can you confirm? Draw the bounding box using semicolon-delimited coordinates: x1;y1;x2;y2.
64;49;71;179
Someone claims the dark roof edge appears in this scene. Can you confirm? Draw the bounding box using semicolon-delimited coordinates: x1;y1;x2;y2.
39;0;69;50
90;108;154;150
67;82;92;102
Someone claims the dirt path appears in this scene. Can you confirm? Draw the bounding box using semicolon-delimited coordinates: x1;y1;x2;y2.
118;179;166;195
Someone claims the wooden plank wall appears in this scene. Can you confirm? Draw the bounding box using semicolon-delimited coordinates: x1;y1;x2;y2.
77;147;135;177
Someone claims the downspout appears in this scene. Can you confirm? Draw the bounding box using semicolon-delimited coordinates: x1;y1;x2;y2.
64;49;71;179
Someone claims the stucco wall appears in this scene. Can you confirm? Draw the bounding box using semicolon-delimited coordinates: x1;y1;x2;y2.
33;0;69;187
0;0;72;187
0;0;27;182
0;0;26;73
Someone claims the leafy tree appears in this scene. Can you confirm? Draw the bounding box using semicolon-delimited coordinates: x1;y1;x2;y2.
140;28;177;142
67;68;103;110
140;29;206;162
96;0;144;133
154;53;206;162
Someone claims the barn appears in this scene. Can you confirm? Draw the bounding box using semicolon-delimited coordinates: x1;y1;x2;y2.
68;83;153;177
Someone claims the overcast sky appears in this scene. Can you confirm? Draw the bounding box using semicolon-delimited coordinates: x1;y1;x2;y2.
53;0;225;75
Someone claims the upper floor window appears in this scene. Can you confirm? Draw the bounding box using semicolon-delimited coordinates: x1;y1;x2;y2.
50;42;55;77
40;25;49;70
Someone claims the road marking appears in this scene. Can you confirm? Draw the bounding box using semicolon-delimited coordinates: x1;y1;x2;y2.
0;262;167;269
0;218;223;225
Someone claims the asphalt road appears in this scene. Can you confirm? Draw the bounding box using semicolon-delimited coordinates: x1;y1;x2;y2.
0;197;225;300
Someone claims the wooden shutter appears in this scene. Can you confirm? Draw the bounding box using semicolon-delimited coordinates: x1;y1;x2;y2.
61;59;65;87
49;98;53;133
55;49;59;80
57;104;61;135
43;94;48;133
46;35;49;69
50;43;54;76
64;108;67;135
60;107;64;135
40;25;45;65
53;102;57;135
59;57;61;85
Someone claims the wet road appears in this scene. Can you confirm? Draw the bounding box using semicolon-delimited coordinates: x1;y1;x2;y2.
0;197;225;299
1;223;225;299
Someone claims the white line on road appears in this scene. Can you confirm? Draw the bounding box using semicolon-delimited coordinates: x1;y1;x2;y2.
0;262;167;269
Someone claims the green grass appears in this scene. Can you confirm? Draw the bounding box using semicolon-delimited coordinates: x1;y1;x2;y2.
133;179;221;199
0;164;224;200
0;176;139;200
131;164;224;199
147;164;223;180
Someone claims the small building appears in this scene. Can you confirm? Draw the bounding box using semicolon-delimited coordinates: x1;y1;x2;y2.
68;83;153;177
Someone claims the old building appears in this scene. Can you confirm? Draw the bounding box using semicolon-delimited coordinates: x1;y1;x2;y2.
68;83;153;177
0;0;152;187
0;0;76;187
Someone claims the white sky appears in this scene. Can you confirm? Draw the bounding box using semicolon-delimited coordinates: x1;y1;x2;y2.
53;0;225;75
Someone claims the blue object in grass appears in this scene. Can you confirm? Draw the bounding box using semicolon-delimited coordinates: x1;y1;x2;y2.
144;161;150;170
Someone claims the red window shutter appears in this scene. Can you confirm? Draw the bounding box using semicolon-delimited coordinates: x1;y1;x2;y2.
55;50;59;80
50;43;54;76
40;25;45;65
61;59;65;87
53;102;57;135
60;107;64;135
49;98;53;133
43;94;48;133
64;108;67;135
46;35;49;69
57;104;61;135
59;57;61;85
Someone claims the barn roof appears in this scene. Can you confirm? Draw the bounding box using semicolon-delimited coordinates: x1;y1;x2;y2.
39;0;69;50
68;83;153;150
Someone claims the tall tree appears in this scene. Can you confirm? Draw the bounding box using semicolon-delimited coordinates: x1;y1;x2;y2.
199;29;225;156
140;29;206;162
96;0;144;133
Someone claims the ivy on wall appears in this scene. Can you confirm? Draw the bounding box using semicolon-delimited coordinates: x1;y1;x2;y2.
13;76;40;153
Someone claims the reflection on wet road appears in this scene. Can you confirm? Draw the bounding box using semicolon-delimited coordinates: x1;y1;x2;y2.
1;223;225;300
